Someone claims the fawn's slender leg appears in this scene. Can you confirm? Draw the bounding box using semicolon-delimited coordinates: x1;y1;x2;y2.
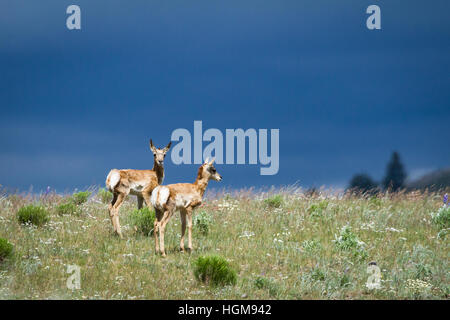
108;193;118;232
159;208;175;257
112;192;127;239
179;209;187;252
142;192;160;253
186;207;193;251
137;196;144;209
153;209;162;254
159;210;170;257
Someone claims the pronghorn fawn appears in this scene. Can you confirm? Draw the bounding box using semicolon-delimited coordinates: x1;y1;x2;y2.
151;158;222;256
105;139;171;238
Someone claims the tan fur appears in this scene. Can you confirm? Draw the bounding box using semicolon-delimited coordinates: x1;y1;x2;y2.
152;158;222;256
105;139;171;238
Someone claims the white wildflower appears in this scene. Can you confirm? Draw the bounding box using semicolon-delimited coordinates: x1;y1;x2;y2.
239;231;255;238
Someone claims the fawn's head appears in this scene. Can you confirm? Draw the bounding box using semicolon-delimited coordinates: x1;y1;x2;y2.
150;139;171;166
199;157;222;182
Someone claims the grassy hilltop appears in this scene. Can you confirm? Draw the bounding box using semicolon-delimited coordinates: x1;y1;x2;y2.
0;187;448;299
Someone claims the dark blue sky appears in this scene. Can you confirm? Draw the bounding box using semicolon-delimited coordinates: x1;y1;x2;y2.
1;0;449;192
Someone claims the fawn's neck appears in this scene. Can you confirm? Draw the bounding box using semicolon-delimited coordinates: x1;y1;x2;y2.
194;176;209;198
153;161;165;185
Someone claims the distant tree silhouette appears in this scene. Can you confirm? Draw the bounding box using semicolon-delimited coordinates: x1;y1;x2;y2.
383;151;407;191
348;173;378;193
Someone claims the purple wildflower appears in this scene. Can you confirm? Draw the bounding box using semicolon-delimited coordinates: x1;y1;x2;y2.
45;186;51;195
444;194;448;206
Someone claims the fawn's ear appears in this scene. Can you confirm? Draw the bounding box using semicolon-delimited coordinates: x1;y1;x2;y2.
149;139;157;153
163;141;172;153
204;157;210;164
209;157;216;165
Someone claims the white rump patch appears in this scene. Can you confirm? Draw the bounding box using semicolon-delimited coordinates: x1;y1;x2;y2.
107;170;120;191
151;186;170;210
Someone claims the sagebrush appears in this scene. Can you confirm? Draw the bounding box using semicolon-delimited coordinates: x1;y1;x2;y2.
16;205;50;226
193;211;213;236
0;238;13;262
193;255;237;287
72;191;91;205
55;202;79;216
264;195;283;208
128;207;156;236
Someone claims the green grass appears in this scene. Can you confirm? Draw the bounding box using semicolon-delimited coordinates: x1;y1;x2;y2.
0;189;448;299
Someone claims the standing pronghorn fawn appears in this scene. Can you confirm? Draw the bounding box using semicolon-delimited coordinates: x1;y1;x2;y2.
151;158;222;256
105;139;171;238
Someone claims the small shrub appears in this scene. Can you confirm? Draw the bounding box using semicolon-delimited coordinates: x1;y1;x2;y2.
98;188;113;204
193;211;212;236
431;206;450;229
409;245;434;280
334;225;364;251
301;239;322;254
353;248;368;261
414;262;433;279
55;202;79;216
308;200;328;217
437;228;449;239
369;196;383;207
311;268;326;281
0;238;13;262
193;255;237;287
339;274;351;287
254;276;271;289
253;276;279;296
72;191;91;205
334;225;367;260
264;195;283;208
129;207;155;236
17;205;50;226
